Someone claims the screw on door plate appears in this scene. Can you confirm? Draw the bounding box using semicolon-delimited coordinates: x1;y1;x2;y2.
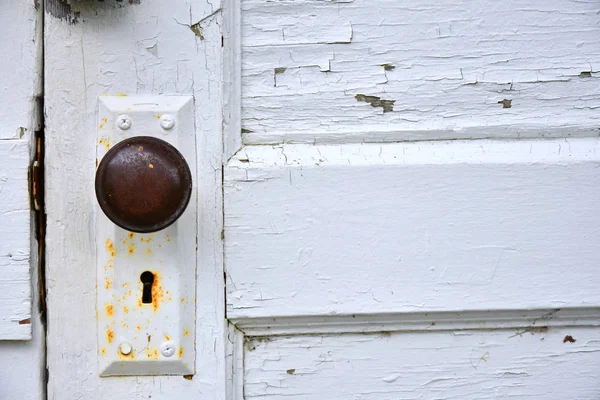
160;114;175;130
116;114;132;130
160;341;176;357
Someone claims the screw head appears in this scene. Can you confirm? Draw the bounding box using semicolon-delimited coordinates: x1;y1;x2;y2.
160;114;175;130
160;341;176;357
119;342;132;355
116;115;132;130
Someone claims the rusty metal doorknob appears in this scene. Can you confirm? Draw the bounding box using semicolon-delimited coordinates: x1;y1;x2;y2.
95;136;192;233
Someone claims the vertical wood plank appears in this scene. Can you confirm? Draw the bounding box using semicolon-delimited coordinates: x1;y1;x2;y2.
45;1;225;398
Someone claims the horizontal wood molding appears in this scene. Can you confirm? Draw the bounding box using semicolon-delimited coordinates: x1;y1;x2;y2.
232;307;600;336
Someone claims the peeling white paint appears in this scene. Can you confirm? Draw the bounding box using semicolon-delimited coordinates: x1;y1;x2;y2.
243;327;600;399
241;0;600;143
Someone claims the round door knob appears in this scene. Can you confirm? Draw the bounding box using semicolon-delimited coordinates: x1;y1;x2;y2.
95;136;192;233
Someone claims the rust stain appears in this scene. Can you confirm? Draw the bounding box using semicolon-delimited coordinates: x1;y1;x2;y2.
98;137;112;150
151;271;165;312
146;348;159;359
127;242;136;255
105;304;114;318
123;305;129;313
105;277;112;290
18;319;31;325
183;374;193;380
183;328;190;337
165;234;171;242
563;335;576;343
115;93;128;97
101;348;107;356
146;248;152;256
128;232;135;240
140;236;153;243
107;328;115;344
165;334;171;341
136;324;141;331
137;298;143;307
105;238;117;259
178;347;184;358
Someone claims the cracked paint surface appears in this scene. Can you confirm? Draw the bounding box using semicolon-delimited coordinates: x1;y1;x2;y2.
241;0;600;143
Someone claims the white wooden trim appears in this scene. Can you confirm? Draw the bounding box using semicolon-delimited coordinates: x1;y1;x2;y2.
0;242;45;400
223;0;243;161
243;125;600;145
45;1;225;397
0;140;33;340
0;1;43;140
232;307;600;337
226;323;245;400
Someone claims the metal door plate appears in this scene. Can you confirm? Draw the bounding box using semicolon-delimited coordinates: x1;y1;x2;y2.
96;96;196;376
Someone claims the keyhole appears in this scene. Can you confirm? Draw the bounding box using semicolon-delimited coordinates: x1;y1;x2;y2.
140;271;155;304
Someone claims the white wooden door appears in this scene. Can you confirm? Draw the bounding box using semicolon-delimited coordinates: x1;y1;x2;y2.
44;0;600;399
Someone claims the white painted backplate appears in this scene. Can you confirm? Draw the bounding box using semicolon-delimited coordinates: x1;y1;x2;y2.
96;96;196;376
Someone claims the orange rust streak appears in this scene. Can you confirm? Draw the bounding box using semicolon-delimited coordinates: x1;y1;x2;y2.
101;348;107;356
178;347;184;358
105;239;116;258
123;305;129;313
183;329;190;337
105;304;114;318
107;328;114;344
127;242;136;255
146;348;159;359
151;271;165;312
